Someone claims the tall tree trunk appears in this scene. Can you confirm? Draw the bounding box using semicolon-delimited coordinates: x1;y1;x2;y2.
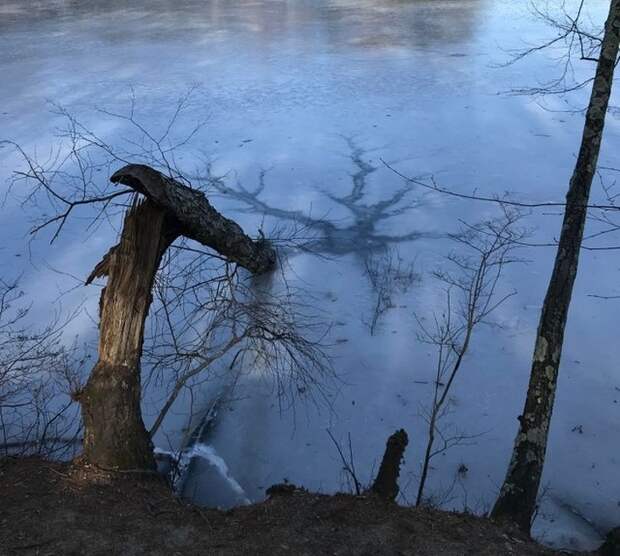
80;199;178;470
490;0;620;532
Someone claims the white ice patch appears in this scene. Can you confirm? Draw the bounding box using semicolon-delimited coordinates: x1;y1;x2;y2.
155;443;251;505
189;443;251;503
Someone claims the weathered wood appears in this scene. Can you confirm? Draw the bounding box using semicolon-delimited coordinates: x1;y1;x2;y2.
80;164;278;470
491;0;620;532
80;199;178;470
370;429;408;501
110;164;276;274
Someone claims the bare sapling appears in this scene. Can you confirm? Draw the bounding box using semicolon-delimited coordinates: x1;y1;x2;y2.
0;278;82;458
414;208;524;506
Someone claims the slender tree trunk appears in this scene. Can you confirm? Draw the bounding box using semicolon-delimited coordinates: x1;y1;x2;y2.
416;413;435;506
491;0;620;532
80;199;178;470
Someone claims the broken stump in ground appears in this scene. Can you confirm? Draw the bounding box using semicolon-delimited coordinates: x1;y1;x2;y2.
80;199;175;470
80;165;276;471
370;429;409;501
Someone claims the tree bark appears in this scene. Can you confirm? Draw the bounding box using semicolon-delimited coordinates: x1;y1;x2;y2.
110;164;276;274
370;429;408;501
490;0;620;532
78;165;276;470
80;199;178;470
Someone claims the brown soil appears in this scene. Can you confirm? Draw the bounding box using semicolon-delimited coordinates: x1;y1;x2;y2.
0;457;573;555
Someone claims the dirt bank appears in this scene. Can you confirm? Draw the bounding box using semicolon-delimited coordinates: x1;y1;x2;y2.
0;457;572;555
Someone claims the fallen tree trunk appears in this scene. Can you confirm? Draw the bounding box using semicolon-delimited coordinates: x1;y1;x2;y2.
79;165;276;470
110;164;276;274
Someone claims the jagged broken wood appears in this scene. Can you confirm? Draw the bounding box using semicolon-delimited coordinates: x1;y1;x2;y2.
79;164;276;470
370;429;408;501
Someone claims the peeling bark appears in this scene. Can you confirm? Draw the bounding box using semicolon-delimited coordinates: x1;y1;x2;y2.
370;429;408;501
490;0;620;532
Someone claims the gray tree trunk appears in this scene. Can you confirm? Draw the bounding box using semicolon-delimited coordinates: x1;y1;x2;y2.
79;166;275;470
490;0;620;532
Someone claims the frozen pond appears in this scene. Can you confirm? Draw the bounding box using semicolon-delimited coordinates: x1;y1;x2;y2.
1;0;619;550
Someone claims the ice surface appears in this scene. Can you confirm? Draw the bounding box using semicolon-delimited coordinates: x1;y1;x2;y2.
1;0;618;550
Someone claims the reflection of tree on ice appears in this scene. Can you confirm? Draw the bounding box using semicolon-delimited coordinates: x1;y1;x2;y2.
207;137;427;256
206;137;427;335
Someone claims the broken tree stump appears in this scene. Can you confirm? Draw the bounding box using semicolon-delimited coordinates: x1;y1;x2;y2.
370;429;409;501
81;199;174;470
79;165;276;470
